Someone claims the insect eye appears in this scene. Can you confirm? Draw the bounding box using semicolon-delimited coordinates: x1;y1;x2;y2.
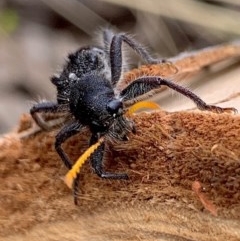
106;99;123;116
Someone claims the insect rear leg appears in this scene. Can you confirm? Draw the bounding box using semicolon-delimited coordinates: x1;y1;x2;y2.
109;33;163;86
30;101;66;131
55;122;83;170
102;28;115;53
90;139;129;180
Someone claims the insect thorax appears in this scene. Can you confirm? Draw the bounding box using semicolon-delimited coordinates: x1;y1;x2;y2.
69;73;115;128
51;46;111;105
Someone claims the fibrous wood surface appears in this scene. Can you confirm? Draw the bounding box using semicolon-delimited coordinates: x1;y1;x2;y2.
0;110;240;241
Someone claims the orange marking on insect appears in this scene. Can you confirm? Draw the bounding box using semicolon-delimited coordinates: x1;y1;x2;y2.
126;101;160;115
64;138;104;189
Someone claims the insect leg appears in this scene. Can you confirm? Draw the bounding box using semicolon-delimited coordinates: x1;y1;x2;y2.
55;122;83;169
30;101;66;131
109;33;162;86
102;28;115;53
73;173;81;205
64;137;128;203
90;140;129;180
120;76;237;113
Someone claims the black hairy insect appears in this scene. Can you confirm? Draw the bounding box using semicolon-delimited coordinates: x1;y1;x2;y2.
30;29;235;204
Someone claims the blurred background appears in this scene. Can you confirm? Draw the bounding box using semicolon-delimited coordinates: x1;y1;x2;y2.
1;0;240;133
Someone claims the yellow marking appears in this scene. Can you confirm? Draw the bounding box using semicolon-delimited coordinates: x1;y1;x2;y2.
64;138;104;189
126;101;160;115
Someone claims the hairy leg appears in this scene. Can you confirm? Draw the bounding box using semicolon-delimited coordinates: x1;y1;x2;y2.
89;136;129;179
102;28;115;54
55;122;83;169
109;33;163;86
65;136;128;204
73;173;81;205
120;76;237;113
30;101;67;131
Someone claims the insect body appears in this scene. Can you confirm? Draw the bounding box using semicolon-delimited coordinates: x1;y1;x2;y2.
30;29;235;204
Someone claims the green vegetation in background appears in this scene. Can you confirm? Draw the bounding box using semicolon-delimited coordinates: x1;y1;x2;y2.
0;9;19;34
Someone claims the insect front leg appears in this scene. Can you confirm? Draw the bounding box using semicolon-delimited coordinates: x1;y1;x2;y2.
65;137;128;205
55;122;83;169
89;138;129;180
120;76;237;114
30;101;66;131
